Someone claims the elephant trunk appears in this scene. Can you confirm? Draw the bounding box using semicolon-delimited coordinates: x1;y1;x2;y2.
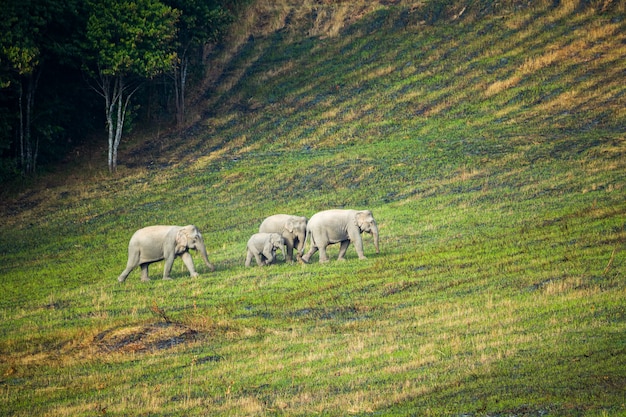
296;232;306;258
197;239;215;272
371;224;380;254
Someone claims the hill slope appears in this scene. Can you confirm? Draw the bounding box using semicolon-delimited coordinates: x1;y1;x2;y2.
1;1;625;416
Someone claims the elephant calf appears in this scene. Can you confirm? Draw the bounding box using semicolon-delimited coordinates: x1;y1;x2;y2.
245;233;286;267
302;209;379;263
259;214;307;262
118;225;214;282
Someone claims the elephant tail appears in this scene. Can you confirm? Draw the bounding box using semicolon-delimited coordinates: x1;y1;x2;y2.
307;226;318;249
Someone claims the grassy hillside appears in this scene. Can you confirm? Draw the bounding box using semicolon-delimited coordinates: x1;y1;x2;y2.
1;0;625;415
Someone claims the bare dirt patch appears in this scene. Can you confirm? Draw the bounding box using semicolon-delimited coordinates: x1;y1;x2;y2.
94;322;198;354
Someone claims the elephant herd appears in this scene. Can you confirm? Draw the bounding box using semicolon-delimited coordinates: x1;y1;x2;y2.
117;209;379;282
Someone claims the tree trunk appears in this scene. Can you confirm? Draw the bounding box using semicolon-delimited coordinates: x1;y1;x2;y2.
102;75;115;173
100;73;138;173
174;56;188;127
18;71;40;176
112;76;124;173
18;84;24;173
26;76;33;174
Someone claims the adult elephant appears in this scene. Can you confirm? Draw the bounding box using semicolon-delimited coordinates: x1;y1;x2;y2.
117;225;214;282
259;214;307;262
302;209;379;263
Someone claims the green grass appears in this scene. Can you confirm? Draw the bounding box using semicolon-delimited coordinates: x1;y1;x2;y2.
1;0;625;415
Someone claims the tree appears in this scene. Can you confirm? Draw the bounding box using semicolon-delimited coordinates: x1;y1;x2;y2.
1;0;45;175
164;0;232;126
1;0;90;177
85;0;179;173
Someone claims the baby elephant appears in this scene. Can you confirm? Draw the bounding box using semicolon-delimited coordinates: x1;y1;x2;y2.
245;233;286;267
118;225;214;282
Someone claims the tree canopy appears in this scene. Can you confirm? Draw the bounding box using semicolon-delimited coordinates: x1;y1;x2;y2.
86;0;180;78
85;0;181;173
0;0;235;179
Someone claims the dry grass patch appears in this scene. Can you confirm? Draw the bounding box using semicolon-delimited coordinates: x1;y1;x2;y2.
95;322;199;354
484;75;522;97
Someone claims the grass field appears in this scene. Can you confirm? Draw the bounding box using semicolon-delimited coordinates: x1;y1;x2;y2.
1;0;625;415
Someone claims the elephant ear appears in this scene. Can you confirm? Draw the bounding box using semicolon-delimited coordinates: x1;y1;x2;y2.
355;211;371;230
285;220;294;233
175;229;189;254
355;211;365;229
274;234;286;248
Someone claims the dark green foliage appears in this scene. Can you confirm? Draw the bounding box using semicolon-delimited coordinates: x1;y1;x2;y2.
0;0;236;181
0;0;92;176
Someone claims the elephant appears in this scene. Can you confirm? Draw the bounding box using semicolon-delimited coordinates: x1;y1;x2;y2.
117;225;214;282
302;209;379;263
245;233;286;267
258;214;307;262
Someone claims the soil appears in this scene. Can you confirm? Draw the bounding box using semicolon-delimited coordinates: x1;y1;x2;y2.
94;322;198;353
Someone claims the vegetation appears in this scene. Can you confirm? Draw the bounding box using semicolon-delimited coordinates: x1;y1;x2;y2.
85;0;181;173
1;0;625;416
0;0;234;177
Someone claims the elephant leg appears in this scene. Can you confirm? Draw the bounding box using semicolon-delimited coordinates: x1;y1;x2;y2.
337;240;351;261
254;252;265;266
163;256;175;280
285;241;294;263
245;250;253;267
264;253;275;265
318;244;330;263
118;264;135;282
118;252;140;282
353;236;367;259
181;252;199;277
140;263;150;282
302;245;318;263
